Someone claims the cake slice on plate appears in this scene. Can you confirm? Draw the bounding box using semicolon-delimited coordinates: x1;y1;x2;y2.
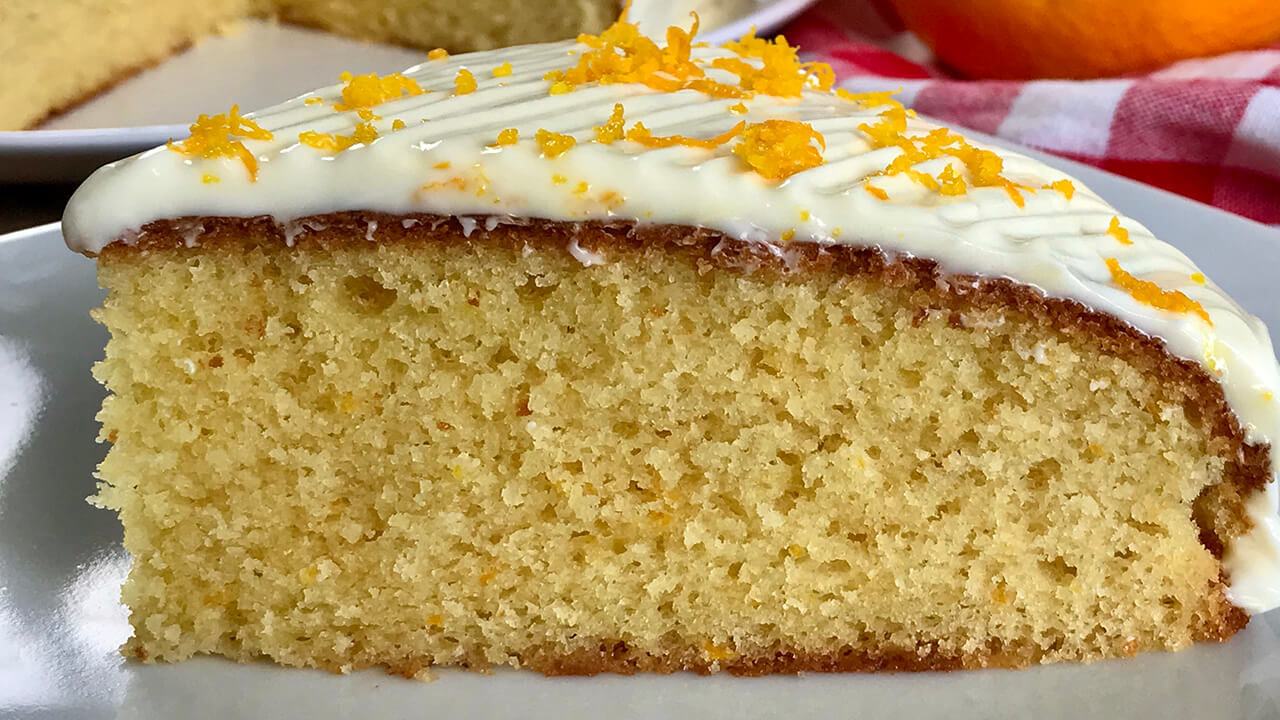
63;15;1280;675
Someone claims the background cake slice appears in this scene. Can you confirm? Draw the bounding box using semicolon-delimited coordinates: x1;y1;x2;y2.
63;17;1280;674
1;0;617;130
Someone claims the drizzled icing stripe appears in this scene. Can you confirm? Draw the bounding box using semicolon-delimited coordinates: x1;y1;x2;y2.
62;21;1280;614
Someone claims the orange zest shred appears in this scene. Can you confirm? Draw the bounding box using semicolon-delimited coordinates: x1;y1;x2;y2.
493;62;513;77
858;105;1027;203
1045;179;1075;200
865;184;889;200
334;71;424;112
780;229;796;241
718;30;835;96
202;174;220;184
937;165;966;196
595;103;627;144
1105;258;1211;324
1107;216;1132;245
392;119;406;131
552;173;567;184
536;129;576;158
732;119;825;180
298;122;379;153
545;15;832;102
625;120;745;149
433;161;451;169
455;68;478;95
837;87;899;108
493;128;519;146
1003;183;1027;208
304;97;323;106
167;104;273;181
428;48;449;61
728;101;748;113
1191;272;1206;285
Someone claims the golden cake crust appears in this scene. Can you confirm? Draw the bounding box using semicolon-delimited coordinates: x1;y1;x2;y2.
99;212;1262;675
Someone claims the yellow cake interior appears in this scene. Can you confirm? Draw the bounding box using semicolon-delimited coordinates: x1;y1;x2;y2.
89;221;1248;674
0;0;614;130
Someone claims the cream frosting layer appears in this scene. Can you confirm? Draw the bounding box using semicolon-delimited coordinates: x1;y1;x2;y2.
62;34;1280;613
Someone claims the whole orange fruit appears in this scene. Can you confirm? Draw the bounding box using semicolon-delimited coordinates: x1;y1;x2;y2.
885;0;1280;79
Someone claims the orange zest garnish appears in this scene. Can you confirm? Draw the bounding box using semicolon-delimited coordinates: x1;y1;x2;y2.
391;119;406;131
545;14;833;102
201;174;219;184
837;88;899;108
718;30;835;96
298;122;379;153
167;104;273;181
427;48;449;61
1106;258;1210;324
1191;272;1206;285
304;97;323;106
1107;216;1132;245
493;62;513;77
625;120;745;149
858;105;1026;203
595;103;627;144
728;101;748;113
536;129;576;158
1003;183;1027;207
455;69;477;95
493;128;519;146
334;72;424;112
937;165;966;195
865;184;889;200
732;119;825;180
1045;179;1075;200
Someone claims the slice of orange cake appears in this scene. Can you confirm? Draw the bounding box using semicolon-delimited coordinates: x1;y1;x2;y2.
62;16;1280;675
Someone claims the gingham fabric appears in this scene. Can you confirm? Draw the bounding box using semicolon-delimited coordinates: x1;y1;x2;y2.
783;1;1280;225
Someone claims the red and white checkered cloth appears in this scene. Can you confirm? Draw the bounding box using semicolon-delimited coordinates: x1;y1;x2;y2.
782;1;1280;225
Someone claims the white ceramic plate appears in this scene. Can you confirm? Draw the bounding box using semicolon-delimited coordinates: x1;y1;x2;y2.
0;0;818;184
3;149;1280;719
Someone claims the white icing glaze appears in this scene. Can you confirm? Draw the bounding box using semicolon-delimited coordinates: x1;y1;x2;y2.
61;34;1280;613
